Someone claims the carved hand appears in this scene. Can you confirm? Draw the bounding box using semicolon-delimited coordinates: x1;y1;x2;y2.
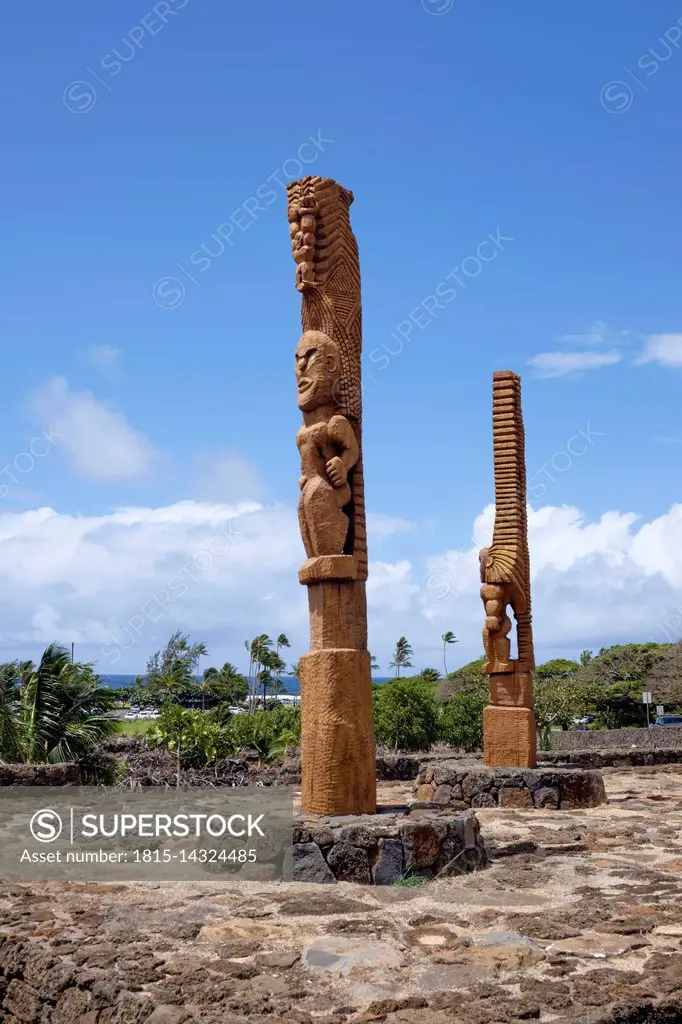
298;475;307;490
325;456;347;488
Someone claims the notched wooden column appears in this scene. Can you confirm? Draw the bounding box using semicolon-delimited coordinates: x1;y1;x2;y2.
288;176;376;816
480;371;537;768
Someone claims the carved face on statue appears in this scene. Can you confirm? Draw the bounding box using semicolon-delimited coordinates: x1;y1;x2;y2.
295;330;342;412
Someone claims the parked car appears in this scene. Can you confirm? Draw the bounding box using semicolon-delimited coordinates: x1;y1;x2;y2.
651;714;682;727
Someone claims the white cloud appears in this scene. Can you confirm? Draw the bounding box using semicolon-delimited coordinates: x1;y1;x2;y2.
558;321;613;347
367;561;420;612
366;514;415;539
1;497;682;674
527;322;630;378
191;451;265;503
86;346;121;371
27;377;158;479
526;350;622;379
636;333;682;368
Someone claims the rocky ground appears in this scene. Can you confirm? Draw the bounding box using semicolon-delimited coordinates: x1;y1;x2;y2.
3;765;682;1023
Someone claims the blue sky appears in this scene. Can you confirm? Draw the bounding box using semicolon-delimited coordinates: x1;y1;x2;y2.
1;0;682;674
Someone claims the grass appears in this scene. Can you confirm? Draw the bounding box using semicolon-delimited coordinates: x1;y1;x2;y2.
393;871;433;887
117;719;154;736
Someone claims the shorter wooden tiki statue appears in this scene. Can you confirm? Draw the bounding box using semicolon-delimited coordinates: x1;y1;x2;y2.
479;371;537;768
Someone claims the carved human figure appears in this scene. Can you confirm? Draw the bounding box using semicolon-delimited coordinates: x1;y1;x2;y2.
295;329;359;558
479;548;513;672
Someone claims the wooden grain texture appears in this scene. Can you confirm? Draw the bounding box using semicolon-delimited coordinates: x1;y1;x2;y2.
299;649;375;816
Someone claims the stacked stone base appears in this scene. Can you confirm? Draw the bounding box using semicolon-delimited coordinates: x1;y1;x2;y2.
289;807;487;884
541;747;682;769
0;764;81;786
414;762;607;810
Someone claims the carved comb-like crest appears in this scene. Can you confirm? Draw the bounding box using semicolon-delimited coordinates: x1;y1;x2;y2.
287;176;362;421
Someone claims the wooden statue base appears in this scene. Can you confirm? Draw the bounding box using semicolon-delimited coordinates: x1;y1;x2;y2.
483;706;537;768
299;648;376;816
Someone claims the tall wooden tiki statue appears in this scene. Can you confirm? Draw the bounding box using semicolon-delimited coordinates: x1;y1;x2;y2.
287;176;376;816
480;371;537;767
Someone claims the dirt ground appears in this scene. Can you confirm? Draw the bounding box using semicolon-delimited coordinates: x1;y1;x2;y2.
3;765;682;1023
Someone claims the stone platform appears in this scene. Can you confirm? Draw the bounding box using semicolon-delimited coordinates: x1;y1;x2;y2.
290;806;487;884
0;764;81;786
414;762;607;810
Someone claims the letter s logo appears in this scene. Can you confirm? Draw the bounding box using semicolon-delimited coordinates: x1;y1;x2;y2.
30;809;63;843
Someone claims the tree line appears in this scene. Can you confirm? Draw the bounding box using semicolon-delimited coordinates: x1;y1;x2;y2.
121;630;298;710
375;640;682;752
2;634;680;780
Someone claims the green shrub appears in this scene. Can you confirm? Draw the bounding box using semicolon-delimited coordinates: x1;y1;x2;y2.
438;690;486;751
373;679;439;752
436;657;487;702
149;703;302;768
148;705;228;767
224;705;301;760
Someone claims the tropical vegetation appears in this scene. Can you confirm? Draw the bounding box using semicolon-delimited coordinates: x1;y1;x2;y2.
372;641;682;753
389;636;414;678
147;701;301;772
0;644;120;781
2;633;680;776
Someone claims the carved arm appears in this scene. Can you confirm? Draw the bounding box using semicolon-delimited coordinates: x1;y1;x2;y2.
326;415;359;488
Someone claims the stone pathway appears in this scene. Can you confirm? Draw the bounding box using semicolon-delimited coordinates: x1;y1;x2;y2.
2;765;682;1023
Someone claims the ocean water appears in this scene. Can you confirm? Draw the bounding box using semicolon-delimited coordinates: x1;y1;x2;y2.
100;674;302;695
101;673;393;694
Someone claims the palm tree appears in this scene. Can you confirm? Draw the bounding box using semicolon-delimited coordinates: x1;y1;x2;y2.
276;634;291;657
157;658;193;705
370;654;380;675
0;645;119;779
244;635;272;710
580;649;593;667
390;637;414;679
260;649;286;705
290;661;301;681
274;634;290;695
420;667;441;683
203;662;247;707
194;641;208;701
441;631;458;678
0;663;20;761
